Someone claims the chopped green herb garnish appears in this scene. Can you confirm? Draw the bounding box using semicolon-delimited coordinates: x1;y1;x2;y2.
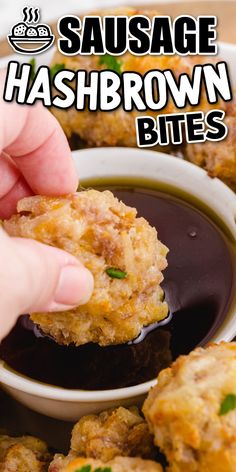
106;267;127;279
75;467;112;472
75;466;92;472
99;54;122;74
219;394;236;415
29;58;36;80
94;468;112;472
50;63;65;79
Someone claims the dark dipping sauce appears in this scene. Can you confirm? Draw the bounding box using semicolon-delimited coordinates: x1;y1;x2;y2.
0;185;235;390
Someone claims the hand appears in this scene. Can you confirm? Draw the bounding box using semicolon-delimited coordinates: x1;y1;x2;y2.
0;72;93;340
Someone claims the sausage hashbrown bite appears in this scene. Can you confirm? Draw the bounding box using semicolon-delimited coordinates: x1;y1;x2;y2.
184;99;236;190
49;456;163;472
143;342;236;472
69;406;155;461
49;406;158;472
4;190;168;346
0;434;51;472
51;7;192;149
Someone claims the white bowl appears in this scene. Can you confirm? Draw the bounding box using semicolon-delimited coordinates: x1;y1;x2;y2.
0;147;236;421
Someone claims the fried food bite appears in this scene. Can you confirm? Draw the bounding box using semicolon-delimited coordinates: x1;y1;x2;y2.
4;190;168;346
51;7;192;149
184;99;236;189
69;406;155;461
49;406;159;471
0;434;51;472
143;342;236;472
49;456;163;472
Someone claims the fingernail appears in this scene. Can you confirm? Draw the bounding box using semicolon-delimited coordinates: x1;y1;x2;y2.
48;265;94;311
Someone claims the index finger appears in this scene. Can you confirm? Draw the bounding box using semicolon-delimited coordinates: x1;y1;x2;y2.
0;70;78;196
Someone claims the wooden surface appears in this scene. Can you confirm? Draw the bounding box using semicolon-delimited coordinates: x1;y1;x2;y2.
0;1;236;57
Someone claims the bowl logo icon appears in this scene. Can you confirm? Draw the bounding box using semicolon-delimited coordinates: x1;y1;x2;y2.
8;7;55;54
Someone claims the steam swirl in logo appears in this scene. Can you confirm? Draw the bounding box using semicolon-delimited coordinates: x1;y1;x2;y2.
23;7;40;23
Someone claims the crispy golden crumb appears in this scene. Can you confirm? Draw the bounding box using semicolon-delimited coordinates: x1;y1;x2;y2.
184;99;236;189
143;342;236;472
49;455;163;472
51;8;192;149
70;406;155;461
4;191;168;346
0;435;51;472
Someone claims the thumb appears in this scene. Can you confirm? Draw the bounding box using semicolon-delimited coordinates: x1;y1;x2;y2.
0;229;94;340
